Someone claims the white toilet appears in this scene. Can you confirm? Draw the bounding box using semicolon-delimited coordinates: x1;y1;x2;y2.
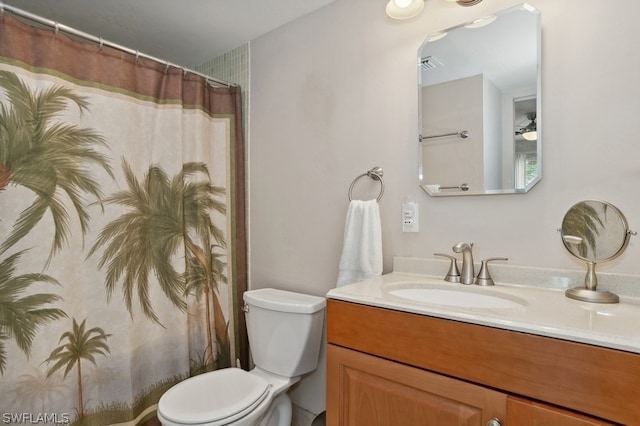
157;288;326;426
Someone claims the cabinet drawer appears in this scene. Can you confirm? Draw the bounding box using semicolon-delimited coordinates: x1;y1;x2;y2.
327;344;507;426
507;396;616;426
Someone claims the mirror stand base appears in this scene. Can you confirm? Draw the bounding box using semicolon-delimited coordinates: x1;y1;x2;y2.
565;287;619;304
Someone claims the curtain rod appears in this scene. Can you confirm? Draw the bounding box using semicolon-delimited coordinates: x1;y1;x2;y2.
0;2;238;88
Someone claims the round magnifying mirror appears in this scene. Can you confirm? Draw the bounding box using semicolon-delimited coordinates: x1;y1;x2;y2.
560;200;635;303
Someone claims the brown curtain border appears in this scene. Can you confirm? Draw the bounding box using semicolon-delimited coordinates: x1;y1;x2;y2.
229;89;250;370
0;14;239;114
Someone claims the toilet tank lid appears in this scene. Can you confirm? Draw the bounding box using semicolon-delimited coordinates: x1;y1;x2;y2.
244;288;326;314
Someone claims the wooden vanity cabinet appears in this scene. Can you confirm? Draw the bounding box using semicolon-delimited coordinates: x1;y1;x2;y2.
326;299;640;425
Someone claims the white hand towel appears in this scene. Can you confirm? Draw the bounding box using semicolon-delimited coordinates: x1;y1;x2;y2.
336;200;383;287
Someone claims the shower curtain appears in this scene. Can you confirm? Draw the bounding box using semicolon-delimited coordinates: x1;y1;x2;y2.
0;13;247;425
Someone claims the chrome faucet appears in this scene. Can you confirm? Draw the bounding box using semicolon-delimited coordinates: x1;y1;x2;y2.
452;242;474;284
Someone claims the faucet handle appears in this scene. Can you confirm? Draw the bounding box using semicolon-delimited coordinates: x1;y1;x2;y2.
434;253;461;283
475;257;508;286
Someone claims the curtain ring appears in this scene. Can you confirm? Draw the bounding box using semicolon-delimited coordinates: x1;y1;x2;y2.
164;61;170;73
135;50;140;63
54;21;59;35
98;37;104;50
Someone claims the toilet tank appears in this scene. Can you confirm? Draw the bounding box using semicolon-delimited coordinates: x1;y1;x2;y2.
244;288;325;377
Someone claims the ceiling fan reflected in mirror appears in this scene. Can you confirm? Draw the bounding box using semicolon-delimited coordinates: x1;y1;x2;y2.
516;113;537;141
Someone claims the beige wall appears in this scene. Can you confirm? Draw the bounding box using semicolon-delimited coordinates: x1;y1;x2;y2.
249;0;640;416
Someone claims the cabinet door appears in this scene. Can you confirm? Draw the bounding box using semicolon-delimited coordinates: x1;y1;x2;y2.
507;397;616;426
327;344;507;426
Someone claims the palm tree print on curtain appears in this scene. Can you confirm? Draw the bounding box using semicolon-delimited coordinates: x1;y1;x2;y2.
0;11;246;425
0;71;114;264
0;251;67;375
89;160;231;369
0;67;109;375
45;318;111;419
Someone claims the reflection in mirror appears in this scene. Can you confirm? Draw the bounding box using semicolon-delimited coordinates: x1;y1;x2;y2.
418;4;541;196
560;200;636;304
514;96;537;189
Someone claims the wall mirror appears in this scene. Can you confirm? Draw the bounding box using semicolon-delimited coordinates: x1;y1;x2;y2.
560;200;635;304
418;4;541;196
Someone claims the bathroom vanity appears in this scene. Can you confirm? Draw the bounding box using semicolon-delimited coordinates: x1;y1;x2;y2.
325;258;640;425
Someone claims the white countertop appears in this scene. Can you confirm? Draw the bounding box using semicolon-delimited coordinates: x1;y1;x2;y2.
326;258;640;354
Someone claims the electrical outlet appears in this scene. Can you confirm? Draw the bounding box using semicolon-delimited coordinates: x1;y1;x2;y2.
402;201;419;232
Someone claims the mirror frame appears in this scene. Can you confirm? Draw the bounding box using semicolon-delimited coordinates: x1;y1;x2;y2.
418;3;542;196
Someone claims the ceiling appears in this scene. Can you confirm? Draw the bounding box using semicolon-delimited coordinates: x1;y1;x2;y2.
2;0;338;68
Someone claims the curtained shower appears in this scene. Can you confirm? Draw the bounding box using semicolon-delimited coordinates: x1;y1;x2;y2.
0;8;247;425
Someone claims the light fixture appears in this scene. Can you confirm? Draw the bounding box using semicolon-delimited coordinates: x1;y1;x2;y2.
387;0;483;21
444;0;484;6
386;0;424;20
518;113;537;141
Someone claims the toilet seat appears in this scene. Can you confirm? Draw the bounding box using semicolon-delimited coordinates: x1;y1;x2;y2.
158;368;271;425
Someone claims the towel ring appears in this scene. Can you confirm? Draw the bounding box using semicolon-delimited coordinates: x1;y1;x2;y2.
348;166;384;202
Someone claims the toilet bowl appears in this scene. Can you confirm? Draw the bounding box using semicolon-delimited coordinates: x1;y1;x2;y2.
157;367;296;426
157;288;326;426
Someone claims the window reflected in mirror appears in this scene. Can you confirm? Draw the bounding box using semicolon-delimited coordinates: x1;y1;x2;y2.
514;95;537;190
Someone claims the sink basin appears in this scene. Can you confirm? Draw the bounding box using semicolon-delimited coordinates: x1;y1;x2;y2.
388;287;526;309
